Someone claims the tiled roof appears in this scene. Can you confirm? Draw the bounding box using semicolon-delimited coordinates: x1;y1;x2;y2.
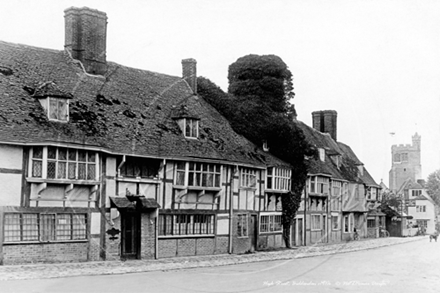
294;120;379;187
0;40;286;168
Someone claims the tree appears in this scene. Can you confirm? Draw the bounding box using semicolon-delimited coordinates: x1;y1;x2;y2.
426;170;440;206
198;54;314;248
228;54;294;113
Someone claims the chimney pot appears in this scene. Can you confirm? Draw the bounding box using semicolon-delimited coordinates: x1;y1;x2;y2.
182;58;197;94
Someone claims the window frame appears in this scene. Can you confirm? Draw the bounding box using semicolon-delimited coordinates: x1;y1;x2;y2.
259;214;282;233
174;162;222;189
237;214;248;237
183;118;199;138
158;213;215;236
47;97;69;122
267;167;291;192
311;214;322;231
29;146;98;182
331;214;340;230
240;167;257;189
3;213;88;243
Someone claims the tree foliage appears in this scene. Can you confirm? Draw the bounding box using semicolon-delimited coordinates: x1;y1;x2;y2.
426;170;440;206
198;54;314;248
228;54;295;113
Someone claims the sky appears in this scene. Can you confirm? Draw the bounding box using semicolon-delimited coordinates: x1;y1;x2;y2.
1;0;439;185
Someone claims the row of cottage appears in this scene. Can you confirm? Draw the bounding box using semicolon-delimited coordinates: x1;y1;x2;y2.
0;7;383;265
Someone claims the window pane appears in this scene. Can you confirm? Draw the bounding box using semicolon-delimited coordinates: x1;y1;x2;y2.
88;152;96;162
57;162;67;179
78;151;86;162
192;120;198;137
22;214;39;241
78;163;87;180
72;214;87;239
47;161;56;179
185;120;191;137
68;162;76;179
57;214;72;240
87;164;96;180
33;147;43;159
49;98;58;119
68;150;76;161
32;160;43;177
40;214;55;241
58;148;67;160
176;171;185;185
4;214;21;242
58;99;68;121
48;146;56;159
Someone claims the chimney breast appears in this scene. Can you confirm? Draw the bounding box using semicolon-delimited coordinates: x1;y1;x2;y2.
182;59;197;94
64;7;108;75
312;110;337;141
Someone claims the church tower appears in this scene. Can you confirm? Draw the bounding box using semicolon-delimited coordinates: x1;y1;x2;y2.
389;133;422;191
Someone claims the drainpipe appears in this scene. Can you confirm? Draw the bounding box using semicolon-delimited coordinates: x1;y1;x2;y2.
155;159;165;259
117;155;126;178
304;183;307;246
229;165;237;254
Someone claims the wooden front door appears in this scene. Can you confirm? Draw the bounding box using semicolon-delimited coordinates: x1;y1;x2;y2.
249;215;257;252
121;212;141;259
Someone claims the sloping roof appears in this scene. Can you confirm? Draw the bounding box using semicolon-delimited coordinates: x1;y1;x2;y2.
109;196;160;211
294;120;345;180
0;40;287;168
294;120;380;189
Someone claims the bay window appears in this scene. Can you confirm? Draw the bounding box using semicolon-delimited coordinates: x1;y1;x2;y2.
30;146;98;181
267;167;291;191
174;162;221;188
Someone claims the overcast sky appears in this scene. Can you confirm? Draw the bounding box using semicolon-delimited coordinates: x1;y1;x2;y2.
1;0;439;186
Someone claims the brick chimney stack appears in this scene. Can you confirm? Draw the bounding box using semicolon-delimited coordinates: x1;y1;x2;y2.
182;58;197;94
64;7;108;75
312;110;338;141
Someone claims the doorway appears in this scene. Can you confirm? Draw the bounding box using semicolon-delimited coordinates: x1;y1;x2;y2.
121;212;141;259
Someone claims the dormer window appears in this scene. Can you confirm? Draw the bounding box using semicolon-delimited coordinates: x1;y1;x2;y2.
32;82;72;122
48;97;69;122
357;165;364;177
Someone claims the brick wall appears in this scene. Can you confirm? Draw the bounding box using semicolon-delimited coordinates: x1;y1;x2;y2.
105;214;122;261
215;236;229;254
88;235;101;261
3;242;88;265
140;214;155;259
158;237;216;258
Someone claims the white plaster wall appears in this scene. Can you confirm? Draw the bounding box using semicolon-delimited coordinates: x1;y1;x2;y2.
0;145;23;169
0;174;22;206
0;145;23;206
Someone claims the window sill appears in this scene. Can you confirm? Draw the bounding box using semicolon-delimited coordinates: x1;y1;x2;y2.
265;189;289;194
309;192;329;197
259;231;283;234
27;178;100;185
116;177;160;184
173;185;222;191
4;239;88;245
158;234;214;239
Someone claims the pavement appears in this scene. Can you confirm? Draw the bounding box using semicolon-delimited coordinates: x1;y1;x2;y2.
0;236;426;281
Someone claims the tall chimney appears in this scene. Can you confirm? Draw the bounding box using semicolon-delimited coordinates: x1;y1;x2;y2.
312;110;337;141
64;7;108;75
182;58;197;94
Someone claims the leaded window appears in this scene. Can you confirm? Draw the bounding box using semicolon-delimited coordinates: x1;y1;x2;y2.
3;213;87;243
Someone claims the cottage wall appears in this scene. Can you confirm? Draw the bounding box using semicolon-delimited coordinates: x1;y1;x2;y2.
0;145;23;206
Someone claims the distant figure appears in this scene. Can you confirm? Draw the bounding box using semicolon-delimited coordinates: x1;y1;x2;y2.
430;231;438;242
